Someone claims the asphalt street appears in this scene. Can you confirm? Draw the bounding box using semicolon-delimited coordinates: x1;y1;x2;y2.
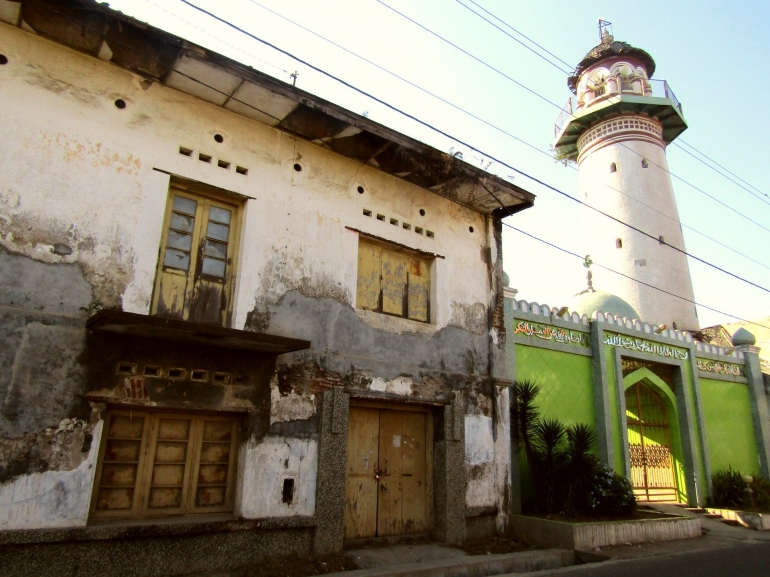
557;541;770;576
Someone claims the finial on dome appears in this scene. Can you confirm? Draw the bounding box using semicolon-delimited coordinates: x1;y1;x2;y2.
598;18;614;44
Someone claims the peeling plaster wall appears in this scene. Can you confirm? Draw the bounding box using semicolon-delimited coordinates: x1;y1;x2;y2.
235;436;318;519
0;24;512;534
0;420;102;530
465;415;495;508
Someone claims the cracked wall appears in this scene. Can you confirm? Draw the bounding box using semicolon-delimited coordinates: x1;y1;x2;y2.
0;22;512;535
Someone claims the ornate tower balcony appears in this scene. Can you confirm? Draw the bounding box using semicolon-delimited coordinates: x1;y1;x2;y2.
553;34;688;161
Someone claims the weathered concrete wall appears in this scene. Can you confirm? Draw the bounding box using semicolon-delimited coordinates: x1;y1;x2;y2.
0;21;510;537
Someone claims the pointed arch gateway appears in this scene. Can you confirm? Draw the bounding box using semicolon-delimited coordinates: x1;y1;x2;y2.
622;367;684;503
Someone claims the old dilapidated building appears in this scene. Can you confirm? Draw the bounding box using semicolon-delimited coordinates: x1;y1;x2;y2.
0;0;535;572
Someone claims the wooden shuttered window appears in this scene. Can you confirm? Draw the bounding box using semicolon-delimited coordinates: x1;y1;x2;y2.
151;187;241;326
91;410;240;519
356;240;431;322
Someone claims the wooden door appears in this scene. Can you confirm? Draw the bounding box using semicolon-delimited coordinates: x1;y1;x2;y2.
344;406;431;540
625;382;678;502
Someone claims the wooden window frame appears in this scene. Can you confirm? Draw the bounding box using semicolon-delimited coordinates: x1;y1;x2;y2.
356;238;433;323
151;183;243;327
90;409;241;520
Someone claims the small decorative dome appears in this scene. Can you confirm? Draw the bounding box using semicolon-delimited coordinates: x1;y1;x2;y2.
731;327;756;347
568;39;656;94
569;290;640;320
503;271;510;287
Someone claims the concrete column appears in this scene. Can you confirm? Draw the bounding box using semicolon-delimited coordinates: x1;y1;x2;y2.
313;388;349;554
434;394;466;544
738;346;770;478
590;322;614;467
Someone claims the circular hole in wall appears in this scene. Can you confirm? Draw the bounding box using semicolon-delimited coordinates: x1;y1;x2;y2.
0;55;8;65
114;99;126;109
357;186;365;194
293;163;302;172
214;134;224;143
469;226;474;233
419;209;425;216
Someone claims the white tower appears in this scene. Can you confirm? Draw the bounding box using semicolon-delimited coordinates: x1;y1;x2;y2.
553;21;699;330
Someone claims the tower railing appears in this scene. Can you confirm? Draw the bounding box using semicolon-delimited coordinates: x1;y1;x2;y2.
554;79;683;137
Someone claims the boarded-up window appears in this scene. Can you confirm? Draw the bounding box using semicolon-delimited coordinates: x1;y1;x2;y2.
91;410;240;519
356;239;431;322
152;187;240;326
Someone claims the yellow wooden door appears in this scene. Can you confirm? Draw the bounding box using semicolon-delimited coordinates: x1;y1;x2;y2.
626;382;677;502
345;408;380;539
152;188;240;326
344;407;430;540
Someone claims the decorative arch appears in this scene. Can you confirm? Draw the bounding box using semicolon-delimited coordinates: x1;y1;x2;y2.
622;367;687;502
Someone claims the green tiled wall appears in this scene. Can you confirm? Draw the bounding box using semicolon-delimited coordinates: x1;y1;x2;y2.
701;378;760;474
515;344;595;427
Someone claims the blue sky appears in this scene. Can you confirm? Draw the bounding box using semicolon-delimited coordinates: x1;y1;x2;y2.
107;0;770;329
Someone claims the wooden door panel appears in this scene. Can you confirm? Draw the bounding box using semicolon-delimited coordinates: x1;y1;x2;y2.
345;408;379;539
401;412;427;534
377;411;403;537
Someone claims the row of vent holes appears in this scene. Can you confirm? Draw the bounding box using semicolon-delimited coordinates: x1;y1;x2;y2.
609;160;649;173
116;362;247;384
179;147;248;175
362;209;434;238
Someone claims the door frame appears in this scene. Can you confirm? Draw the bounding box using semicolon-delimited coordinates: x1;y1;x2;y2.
624;379;679;502
344;399;435;543
619;366;688;503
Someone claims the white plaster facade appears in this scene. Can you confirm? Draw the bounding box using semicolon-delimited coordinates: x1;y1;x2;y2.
0;17;518;534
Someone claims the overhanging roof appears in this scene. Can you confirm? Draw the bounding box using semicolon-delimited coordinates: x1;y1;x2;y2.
87;310;311;354
15;0;535;217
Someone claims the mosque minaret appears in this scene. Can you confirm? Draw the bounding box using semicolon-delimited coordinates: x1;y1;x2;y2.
554;21;698;330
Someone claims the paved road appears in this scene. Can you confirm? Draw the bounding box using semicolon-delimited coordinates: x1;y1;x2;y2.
546;541;770;576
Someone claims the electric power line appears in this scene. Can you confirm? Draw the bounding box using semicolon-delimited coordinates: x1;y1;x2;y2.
456;1;770;212
503;222;770;332
672;141;770;207
677;139;770;200
40;2;769;328
376;0;770;235
228;0;770;272
452;0;572;75
180;0;770;294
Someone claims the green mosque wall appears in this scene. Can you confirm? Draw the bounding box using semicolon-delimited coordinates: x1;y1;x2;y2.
700;378;760;474
515;344;595;427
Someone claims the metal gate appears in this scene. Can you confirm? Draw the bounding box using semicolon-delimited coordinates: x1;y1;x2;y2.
625;382;678;502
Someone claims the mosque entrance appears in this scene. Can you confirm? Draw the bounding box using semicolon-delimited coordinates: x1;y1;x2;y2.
625;381;678;502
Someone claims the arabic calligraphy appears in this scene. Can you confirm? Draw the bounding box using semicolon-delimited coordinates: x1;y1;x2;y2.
514;321;589;347
696;359;744;377
604;333;689;360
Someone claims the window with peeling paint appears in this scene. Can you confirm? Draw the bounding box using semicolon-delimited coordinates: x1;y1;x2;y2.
356;239;431;323
90;410;240;520
151;186;241;326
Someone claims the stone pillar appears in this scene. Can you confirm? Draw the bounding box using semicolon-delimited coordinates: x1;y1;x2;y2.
590;322;614;467
737;345;770;478
434;393;466;544
313;388;349;554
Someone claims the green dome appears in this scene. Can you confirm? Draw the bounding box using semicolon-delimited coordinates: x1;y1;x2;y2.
731;327;756;347
569;290;640;320
502;271;510;287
